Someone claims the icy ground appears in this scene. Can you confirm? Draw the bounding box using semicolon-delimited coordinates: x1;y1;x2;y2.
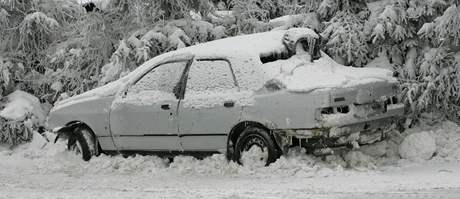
2;120;460;198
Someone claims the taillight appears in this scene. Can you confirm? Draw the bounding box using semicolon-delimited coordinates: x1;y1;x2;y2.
337;105;349;113
320;105;350;115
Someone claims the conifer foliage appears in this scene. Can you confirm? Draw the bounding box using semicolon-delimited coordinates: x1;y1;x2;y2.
1;0;460;144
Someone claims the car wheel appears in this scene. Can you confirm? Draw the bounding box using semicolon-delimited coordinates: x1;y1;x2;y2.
67;127;95;161
234;127;281;166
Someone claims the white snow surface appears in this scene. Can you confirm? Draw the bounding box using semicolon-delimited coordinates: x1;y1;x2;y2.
263;52;396;92
52;29;298;111
269;14;305;24
2;119;460;198
0;90;45;124
399;131;437;161
54;28;393;114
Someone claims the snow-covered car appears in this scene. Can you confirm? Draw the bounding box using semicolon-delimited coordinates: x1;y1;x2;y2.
48;28;404;165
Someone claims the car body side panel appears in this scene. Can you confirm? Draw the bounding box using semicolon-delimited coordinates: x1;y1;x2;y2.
178;103;242;151
98;137;116;150
110;96;180;151
241;91;327;129
241;83;401;131
177;57;243;151
48;96;116;150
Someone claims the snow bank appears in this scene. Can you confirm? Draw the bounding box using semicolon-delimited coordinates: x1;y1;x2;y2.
0;144;9;152
343;151;377;169
2;138;337;179
430;121;460;161
398;120;460;162
0;90;45;124
399;131;436;161
2;119;460;181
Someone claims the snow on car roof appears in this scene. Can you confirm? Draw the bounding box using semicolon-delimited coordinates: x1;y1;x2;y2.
262;52;397;93
53;29;316;110
52;28;395;111
176;29;290;56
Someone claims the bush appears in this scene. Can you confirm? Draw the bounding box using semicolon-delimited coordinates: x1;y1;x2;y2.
0;118;33;145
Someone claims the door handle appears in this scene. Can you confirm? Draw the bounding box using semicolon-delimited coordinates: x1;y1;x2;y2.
161;104;170;110
224;101;235;108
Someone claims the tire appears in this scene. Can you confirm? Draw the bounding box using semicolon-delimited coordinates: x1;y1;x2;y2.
233;127;281;166
67;127;96;161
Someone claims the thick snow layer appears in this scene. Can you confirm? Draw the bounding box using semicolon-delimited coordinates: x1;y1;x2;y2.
52;29;313;112
0;90;45;124
399;131;436;161
269;13;321;31
239;146;268;169
1;120;460;198
177;29;293;57
263;52;396;92
269;14;304;24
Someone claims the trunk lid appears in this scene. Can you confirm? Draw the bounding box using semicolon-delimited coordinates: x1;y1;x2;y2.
262;52;397;95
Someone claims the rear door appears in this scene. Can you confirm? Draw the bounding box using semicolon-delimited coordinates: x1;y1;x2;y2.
178;59;242;151
109;60;190;151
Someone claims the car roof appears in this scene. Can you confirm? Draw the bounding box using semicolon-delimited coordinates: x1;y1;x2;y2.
173;28;318;58
174;29;288;58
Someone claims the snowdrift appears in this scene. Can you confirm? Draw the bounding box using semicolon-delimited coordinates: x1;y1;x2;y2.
0;90;45;123
0;90;46;145
2;119;460;179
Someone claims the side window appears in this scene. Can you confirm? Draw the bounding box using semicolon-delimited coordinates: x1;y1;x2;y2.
185;60;236;95
130;61;187;94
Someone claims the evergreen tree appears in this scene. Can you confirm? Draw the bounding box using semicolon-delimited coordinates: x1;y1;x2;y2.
2;0;460;145
320;0;371;66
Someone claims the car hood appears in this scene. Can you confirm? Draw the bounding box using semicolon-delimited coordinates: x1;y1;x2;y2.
51;79;124;112
262;52;396;93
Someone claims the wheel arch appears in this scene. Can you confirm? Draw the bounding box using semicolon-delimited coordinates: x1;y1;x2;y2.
226;121;283;160
54;120;101;154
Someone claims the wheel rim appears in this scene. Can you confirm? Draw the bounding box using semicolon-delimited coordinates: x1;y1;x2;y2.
240;135;269;166
243;135;266;151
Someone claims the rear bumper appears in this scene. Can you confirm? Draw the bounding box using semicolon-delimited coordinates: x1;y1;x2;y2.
283;103;403;135
274;103;404;151
319;103;404;128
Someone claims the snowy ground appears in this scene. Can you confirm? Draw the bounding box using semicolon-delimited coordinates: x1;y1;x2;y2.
1;119;460;199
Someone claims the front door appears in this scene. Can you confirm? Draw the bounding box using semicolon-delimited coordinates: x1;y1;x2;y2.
178;59;242;151
109;60;189;151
